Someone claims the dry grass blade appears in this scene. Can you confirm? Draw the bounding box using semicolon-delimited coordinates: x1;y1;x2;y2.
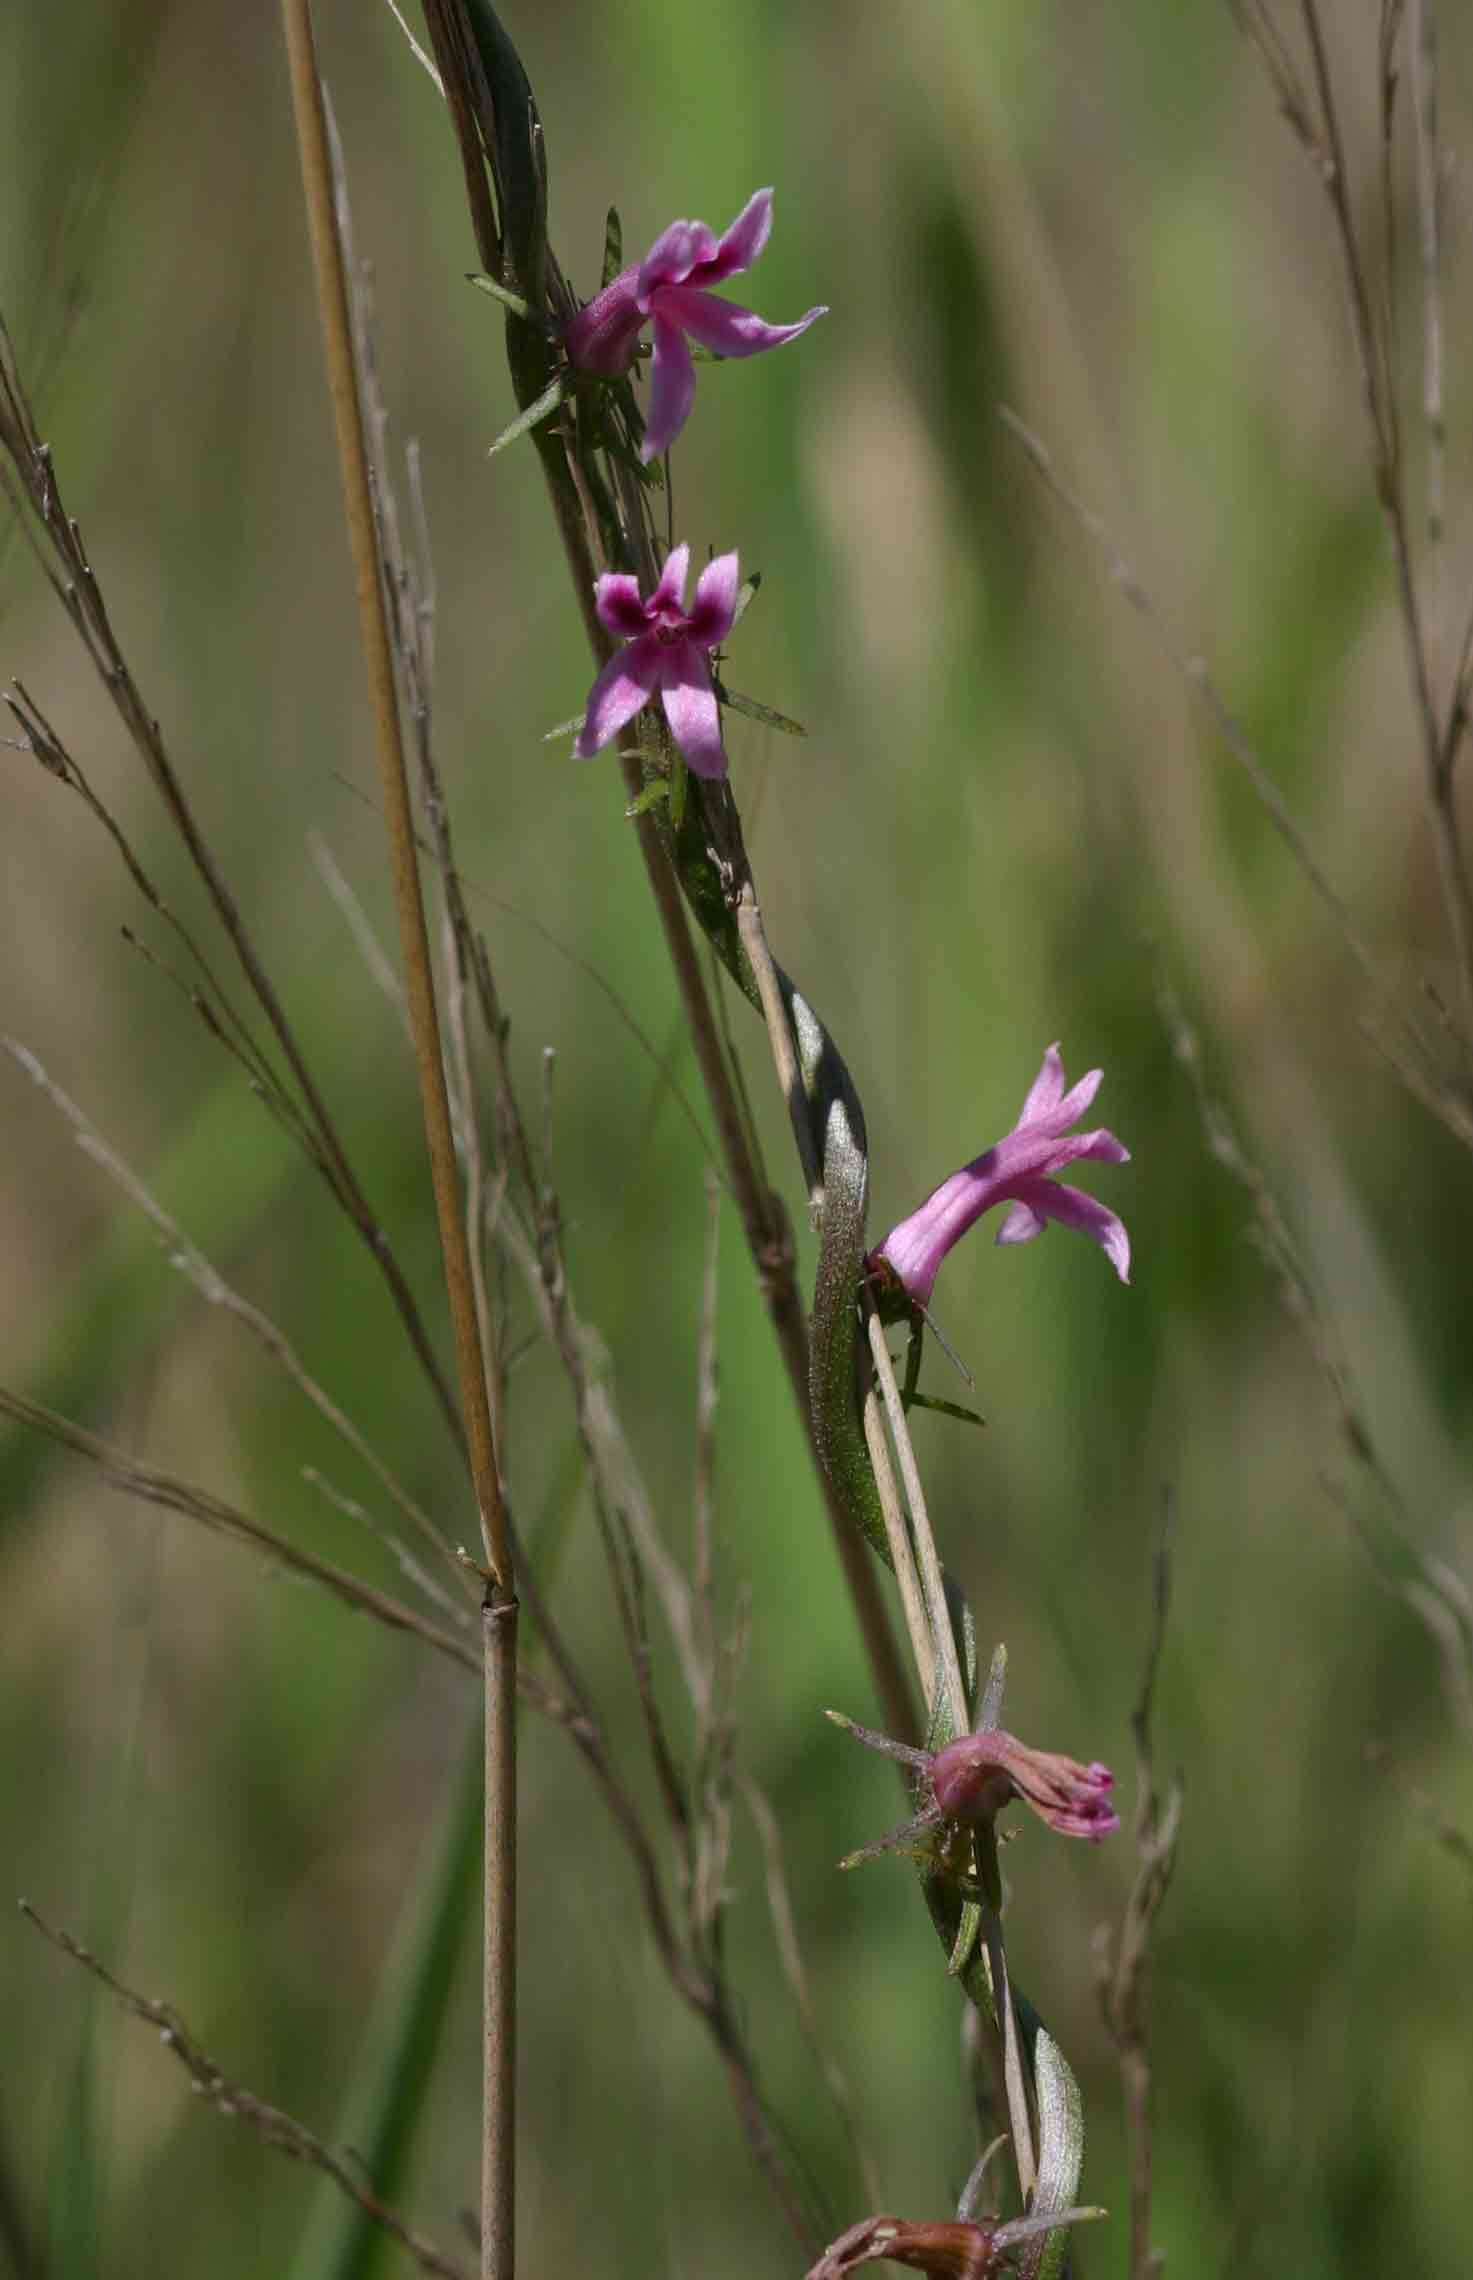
0;317;466;1453
0;1385;479;1675
742;1775;882;2211
2;1036;472;1609
18;1904;472;2280
1161;981;1473;1735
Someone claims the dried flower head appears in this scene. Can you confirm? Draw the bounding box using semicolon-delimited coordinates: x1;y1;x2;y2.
829;1707;1119;1871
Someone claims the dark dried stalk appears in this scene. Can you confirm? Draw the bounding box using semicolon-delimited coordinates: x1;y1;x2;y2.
1094;1499;1183;2280
276;10;515;2277
20;1904;472;2280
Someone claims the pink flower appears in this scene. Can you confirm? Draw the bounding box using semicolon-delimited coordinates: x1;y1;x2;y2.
832;1709;1119;1856
872;1044;1131;1309
563;189;827;461
575;543;738;779
929;1728;1119;1842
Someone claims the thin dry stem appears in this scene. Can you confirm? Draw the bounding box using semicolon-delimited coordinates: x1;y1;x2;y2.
866;1310;967;1738
20;1903;471;2280
0;1386;479;1673
0;325;467;1458
1410;0;1445;643
277;19;515;2279
2;1035;472;1608
1162;979;1473;1734
1094;1498;1183;2280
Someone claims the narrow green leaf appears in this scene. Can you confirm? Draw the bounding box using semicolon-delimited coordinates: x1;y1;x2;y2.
625;780;670;819
466;271;542;327
287;1717;482;2280
487;373;567;458
718;687;806;737
1017;2026;1085;2280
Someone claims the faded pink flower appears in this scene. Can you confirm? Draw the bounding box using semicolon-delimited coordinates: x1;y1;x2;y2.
832;1708;1119;1857
575;543;737;779
872;1043;1131;1309
563;188;827;461
929;1727;1119;1842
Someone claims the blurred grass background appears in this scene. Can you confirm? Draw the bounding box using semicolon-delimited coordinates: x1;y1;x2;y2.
3;1;1473;2275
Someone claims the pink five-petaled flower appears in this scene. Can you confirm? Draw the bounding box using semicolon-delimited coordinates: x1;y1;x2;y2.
563;188;827;462
871;1042;1131;1310
575;543;738;779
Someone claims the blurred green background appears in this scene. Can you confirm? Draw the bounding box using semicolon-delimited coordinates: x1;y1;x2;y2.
4;2;1473;2275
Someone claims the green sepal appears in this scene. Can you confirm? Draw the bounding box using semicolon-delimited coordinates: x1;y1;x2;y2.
625;779;670;819
487;372;568;457
718;685;807;737
904;1390;987;1428
732;571;762;626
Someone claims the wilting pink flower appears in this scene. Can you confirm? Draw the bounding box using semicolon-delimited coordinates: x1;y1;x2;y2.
806;2209;1100;2280
575;543;737;778
831;1708;1119;1858
564;188;827;461
871;1043;1130;1309
929;1727;1119;1842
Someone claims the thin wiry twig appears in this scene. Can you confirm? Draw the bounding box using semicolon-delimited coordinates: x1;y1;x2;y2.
1000;403;1473;1149
0;320;466;1454
1161;980;1473;1735
1094;1495;1183;2280
1409;0;1446;644
743;1769;884;2216
997;407;1375;984
1364;1741;1473;1894
0;1387;479;1674
1238;2;1473;1037
2;1037;471;1607
19;1904;471;2280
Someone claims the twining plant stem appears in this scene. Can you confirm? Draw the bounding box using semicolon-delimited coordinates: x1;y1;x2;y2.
277;6;516;2276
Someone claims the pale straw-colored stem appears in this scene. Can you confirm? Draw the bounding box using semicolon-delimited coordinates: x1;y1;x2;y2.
278;7;516;2273
866;1309;968;1738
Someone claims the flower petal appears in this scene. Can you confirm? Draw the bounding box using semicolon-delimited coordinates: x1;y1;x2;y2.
659;643;726;778
574;635;660;757
693;188;774;285
642;314;697;461
638;218;718;299
686;551;741;647
1049;1066;1105;1131
593;572;651;641
563;270;645;376
657;284;828;359
1017;1042;1067;1124
995;1199;1047;1246
1021;1177;1132;1283
650;543;691;617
